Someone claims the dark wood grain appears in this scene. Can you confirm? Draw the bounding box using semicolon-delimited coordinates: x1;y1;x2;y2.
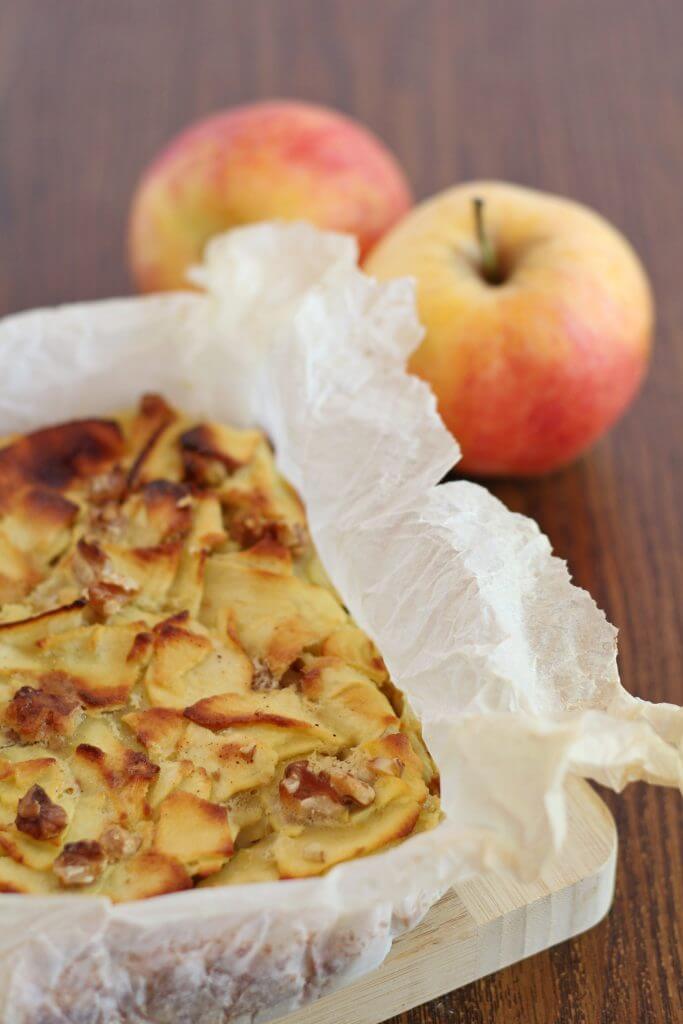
0;1;681;1021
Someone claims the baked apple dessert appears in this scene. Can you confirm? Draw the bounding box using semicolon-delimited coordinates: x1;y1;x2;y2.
0;395;439;900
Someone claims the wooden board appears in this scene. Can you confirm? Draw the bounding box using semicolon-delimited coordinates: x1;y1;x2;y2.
276;779;617;1024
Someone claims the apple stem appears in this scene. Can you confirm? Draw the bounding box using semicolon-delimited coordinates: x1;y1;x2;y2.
473;197;502;284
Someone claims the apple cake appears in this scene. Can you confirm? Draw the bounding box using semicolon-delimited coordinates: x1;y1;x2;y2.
0;395;439;901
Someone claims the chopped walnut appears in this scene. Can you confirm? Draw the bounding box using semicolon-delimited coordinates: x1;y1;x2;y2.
15;784;68;840
368;756;404;778
86;582;133;619
228;512;263;549
280;774;301;795
251;658;279;691
99;825;141;860
279;761;344;820
123;749;160;781
327;768;375;807
53;840;106;887
3;685;82;745
72;538;138;617
279;760;375;821
229;512;308;556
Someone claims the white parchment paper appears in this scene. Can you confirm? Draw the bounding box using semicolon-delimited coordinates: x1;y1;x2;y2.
0;223;680;1024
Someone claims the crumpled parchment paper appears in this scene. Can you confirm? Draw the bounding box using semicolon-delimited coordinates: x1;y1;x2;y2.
0;223;680;1024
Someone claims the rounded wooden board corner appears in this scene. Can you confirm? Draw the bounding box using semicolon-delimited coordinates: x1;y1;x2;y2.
272;778;617;1024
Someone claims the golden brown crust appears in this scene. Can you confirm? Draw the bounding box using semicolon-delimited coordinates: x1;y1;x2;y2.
53;840;106;887
0;418;123;499
14;486;79;532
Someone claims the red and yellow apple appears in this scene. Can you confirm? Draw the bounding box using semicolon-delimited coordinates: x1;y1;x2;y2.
365;182;653;476
128;100;412;293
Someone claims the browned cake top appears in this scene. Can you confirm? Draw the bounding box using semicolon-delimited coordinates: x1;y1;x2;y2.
0;394;439;901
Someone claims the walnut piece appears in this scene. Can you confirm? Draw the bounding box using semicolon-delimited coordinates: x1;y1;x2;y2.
53;840;106;887
327;767;375;807
279;762;344;820
124;750;160;780
15;784;68;840
99;825;141;860
72;538;138;617
251;658;279;691
279;760;375;821
4;684;82;745
280;775;300;795
368;756;404;778
229;512;308;556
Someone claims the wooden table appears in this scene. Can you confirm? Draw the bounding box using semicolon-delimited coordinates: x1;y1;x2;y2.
0;2;680;1021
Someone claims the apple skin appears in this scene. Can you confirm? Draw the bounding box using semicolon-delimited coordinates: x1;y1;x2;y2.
128;100;412;292
364;182;654;477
